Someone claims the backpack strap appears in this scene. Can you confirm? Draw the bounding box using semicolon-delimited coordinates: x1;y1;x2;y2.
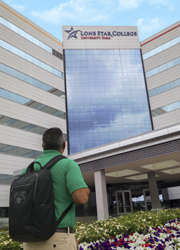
26;161;43;173
43;155;67;169
42;155;72;228
26;155;66;172
55;202;74;228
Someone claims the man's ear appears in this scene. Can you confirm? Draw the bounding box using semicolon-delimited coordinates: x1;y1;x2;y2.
63;141;66;150
42;143;44;149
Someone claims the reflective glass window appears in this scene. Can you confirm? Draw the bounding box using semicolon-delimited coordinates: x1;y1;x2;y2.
0;143;42;159
0;114;67;140
65;49;152;154
152;67;159;75
174;57;180;65
163;42;171;50
171;37;179;46
0;16;52;53
0;63;65;98
148;78;180;97
174;101;180;109
163;84;170;91
146;56;180;78
159;64;167;72
0;39;64;79
0;88;66;119
152;100;180;116
166;61;174;69
0;174;15;185
143;35;180;60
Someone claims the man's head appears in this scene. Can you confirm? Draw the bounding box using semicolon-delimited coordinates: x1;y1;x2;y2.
42;127;65;153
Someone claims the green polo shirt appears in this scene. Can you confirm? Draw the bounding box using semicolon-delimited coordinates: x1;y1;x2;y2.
22;150;88;228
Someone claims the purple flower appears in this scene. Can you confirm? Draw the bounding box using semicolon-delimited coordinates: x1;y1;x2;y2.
123;234;129;238
79;217;180;250
149;238;154;243
169;220;176;223
154;237;159;242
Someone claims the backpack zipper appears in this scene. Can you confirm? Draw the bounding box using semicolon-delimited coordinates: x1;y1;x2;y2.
33;173;39;203
11;183;33;192
11;174;39;204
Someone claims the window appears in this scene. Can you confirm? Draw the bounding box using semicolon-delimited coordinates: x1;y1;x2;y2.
152;100;180;116
143;35;180;60
0;16;64;60
146;57;180;78
0;88;66;119
65;49;152;154
0;143;42;159
0;114;67;140
0;39;64;79
0;16;51;53
148;78;180;97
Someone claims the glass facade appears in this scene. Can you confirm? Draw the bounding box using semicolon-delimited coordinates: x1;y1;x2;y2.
0;63;65;99
65;49;152;154
143;36;180;60
75;182;164;217
108;182;163;216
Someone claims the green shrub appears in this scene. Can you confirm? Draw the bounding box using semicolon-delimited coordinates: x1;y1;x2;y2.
1;208;180;248
74;208;180;243
0;232;23;250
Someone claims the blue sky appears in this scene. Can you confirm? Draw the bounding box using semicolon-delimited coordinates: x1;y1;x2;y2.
2;0;180;42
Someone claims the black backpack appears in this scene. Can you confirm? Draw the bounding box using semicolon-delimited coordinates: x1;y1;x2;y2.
9;155;73;242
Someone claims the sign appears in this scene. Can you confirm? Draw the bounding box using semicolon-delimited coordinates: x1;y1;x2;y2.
65;27;137;40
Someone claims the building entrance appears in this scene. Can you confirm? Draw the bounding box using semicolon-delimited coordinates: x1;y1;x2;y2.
143;189;152;211
115;190;133;214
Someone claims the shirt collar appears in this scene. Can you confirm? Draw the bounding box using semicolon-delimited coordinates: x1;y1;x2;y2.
41;150;62;156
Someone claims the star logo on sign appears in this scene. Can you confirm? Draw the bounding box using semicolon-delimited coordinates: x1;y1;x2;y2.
65;27;80;40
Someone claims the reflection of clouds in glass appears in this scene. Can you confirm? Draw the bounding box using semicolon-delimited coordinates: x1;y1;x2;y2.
69;111;152;153
65;49;152;154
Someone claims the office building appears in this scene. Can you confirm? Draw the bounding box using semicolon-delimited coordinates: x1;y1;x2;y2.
0;0;180;221
0;1;66;218
63;23;180;219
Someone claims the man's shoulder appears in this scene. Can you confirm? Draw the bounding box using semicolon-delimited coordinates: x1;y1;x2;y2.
56;157;78;168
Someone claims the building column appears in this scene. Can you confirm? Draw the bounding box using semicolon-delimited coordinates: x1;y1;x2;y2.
94;169;109;220
148;172;161;209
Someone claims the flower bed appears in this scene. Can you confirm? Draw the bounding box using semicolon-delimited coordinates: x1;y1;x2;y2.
74;209;180;243
79;219;180;249
1;209;180;249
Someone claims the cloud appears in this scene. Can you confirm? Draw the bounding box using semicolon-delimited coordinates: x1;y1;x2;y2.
31;0;107;25
3;0;26;12
11;4;26;12
118;0;143;10
137;17;163;32
118;0;175;10
149;0;174;10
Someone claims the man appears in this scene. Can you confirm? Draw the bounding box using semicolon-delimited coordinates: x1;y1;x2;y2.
23;127;90;250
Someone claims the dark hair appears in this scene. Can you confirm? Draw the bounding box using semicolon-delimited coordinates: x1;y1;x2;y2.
42;127;64;150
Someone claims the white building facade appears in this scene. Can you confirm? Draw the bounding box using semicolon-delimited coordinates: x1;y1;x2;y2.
0;1;66;217
141;21;180;129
